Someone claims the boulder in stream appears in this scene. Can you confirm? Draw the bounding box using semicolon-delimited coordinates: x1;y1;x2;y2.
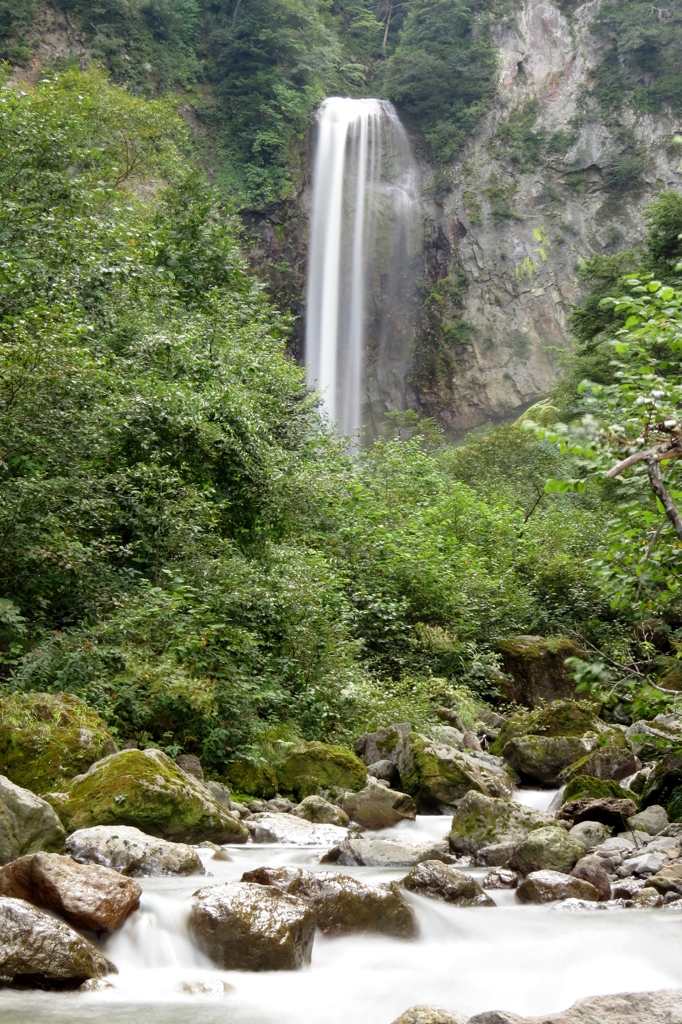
516;870;599;904
189;881;316;970
242;865;418;937
390;1007;467;1024
557;796;637;829
322;838;453;868
0;896;116;988
247;812;350;845
469;988;682;1023
502;736;598;787
511;826;586;875
339;780;417;829
559;747;640;784
0;851;141;933
570;855;612;901
293;795;349;826
448;791;556;864
402;735;514;812
400;860;495;906
66;824;205;876
276;742;367;801
627;804;668;835
0;775;66;865
45;748;249;844
567;820;611;851
366;759;402;787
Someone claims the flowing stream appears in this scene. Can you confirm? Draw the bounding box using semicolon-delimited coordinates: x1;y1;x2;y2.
4;790;682;1024
305;97;420;439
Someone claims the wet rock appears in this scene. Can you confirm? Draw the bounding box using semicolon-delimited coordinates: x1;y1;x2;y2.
189;881;316;970
45;749;249;844
502;736;597;787
557;797;637;829
205;781;232;809
516;870;599;904
174;755;204;781
491;701;607;752
561;776;632;804
0;775;66;865
276;742;367;802
247;813;350;846
612;876;649;899
66;824;205;876
647;863;682;896
560;747;641;784
400;860;495;906
354;723;414;774
497;637;584;707
0;692;116;795
510;826;586;875
366;759;402;787
471;989;682;1022
223;758;278;799
242;865;417;937
339;781;416;829
323;838;453;868
0;896;116;988
293;795;349;826
448;791;556;862
197;840;230;861
402;735;514;812
390;1007;467;1024
483;868;518;889
630;886;663;908
627;805;668;835
570;855;612;901
0;852;141;933
568;820;611;851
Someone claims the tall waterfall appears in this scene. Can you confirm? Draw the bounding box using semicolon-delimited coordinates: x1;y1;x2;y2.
305;97;420;440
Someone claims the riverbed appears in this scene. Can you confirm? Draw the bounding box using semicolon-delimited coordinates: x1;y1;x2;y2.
2;791;681;1024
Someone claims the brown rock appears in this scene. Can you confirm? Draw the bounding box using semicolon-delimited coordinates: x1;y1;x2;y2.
0;852;141;933
400;860;495;907
557;797;637;828
241;865;418;937
498;636;583;707
570;856;612;902
516;870;599;904
647;863;682;896
174;755;204;781
483;868;518;889
292;795;349;826
189;881;316;970
630;886;663;908
339;781;417;829
390;1007;467;1024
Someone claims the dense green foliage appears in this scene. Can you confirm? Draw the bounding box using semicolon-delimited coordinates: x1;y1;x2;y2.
2;68;634;768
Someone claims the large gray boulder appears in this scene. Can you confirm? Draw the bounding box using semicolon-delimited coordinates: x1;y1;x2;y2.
0;896;116;988
247;813;350;846
323;838;452;869
560;747;640;784
339;781;417;829
292;795;349;826
568;821;611;852
516;870;599;904
189;882;316;970
0;775;65;865
400;860;494;907
354;723;414;774
557;797;638;829
448;791;556;864
502;736;597;787
627;805;668;836
469;988;682;1023
65;824;204;876
0;852;141;933
242;865;417;937
511;826;586;876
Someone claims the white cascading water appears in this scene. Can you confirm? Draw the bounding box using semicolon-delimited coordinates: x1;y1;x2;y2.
305;97;419;439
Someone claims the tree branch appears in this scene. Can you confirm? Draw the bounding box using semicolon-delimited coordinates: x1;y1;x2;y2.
607;441;682;478
647;458;682;543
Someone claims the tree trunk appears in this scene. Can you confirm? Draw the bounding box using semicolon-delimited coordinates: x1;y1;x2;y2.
647;458;682;542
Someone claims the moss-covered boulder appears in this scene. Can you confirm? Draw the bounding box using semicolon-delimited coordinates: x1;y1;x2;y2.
276;742;366;801
45;749;249;844
502;736;596;787
224;758;278;799
559;747;640;784
641;751;682;814
626;718;682;762
401;735;514;813
0;692;116;794
490;700;608;755
497;637;585;707
562;775;632;804
448;791;557;863
510;826;586;875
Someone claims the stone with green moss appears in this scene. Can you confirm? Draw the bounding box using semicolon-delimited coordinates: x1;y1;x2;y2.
490;700;607;756
502;735;598;787
510;825;586;875
224;759;278;799
276;743;367;802
0;692;117;795
401;735;514;812
497;636;585;707
561;774;632;804
559;746;639;784
448;791;557;859
45;748;249;844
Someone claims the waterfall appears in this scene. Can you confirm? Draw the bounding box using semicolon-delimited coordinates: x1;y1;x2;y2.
305;97;420;440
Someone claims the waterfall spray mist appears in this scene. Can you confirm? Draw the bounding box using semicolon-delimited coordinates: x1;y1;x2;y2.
305;97;420;440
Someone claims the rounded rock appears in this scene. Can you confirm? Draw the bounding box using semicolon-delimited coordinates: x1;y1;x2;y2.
510;826;586;875
400;860;495;907
516;870;599;904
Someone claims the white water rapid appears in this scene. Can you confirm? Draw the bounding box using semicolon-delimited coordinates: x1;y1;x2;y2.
6;792;682;1024
305;97;420;439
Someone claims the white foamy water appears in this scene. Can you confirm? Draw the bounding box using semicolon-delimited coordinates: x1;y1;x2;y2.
3;810;681;1024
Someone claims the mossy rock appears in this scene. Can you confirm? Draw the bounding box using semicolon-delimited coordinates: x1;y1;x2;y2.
45;748;249;844
562;775;632;805
559;746;638;784
498;637;585;707
490;700;605;757
0;692;116;794
502;735;596;787
510;825;586;875
276;742;366;801
224;759;278;799
402;734;514;812
449;791;557;858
